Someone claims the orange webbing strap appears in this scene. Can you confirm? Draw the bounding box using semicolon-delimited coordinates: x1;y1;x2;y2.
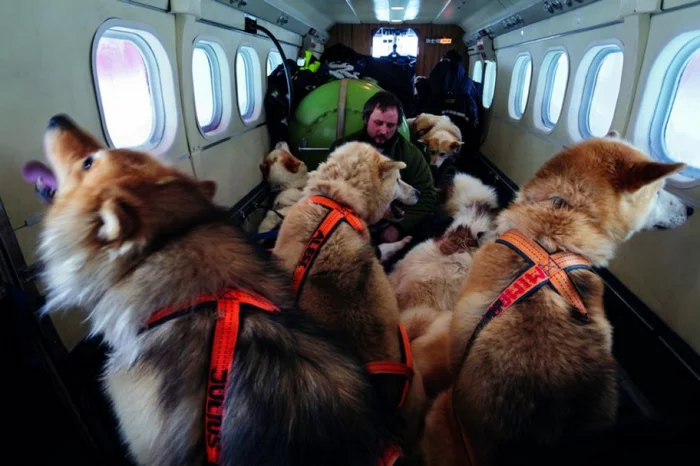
378;443;404;466
291;196;367;298
498;230;590;316
143;288;280;465
365;324;415;411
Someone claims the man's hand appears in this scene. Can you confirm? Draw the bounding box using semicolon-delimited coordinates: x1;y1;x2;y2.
381;224;401;243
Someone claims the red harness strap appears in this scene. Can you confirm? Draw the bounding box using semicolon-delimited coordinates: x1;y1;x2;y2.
143;288;280;465
291;195;367;299
454;229;592;464
292;195;414;407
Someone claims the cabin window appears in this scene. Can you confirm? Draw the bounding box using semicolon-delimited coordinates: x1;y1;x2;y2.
508;54;532;120
483;60;497;109
236;46;262;125
193;42;224;134
542;51;569;129
650;37;700;176
93;27;166;149
267;50;283;76
472;60;483;84
371;28;418;58
579;46;624;138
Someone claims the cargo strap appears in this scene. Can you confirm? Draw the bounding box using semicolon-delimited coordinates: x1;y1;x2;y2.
143;288;280;465
337;78;349;140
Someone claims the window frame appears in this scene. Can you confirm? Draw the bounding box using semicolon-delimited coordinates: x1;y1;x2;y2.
483;60;497;109
192;41;224;134
472;60;483;83
649;35;700;179
578;45;624;139
91;24;166;150
541;50;569;130
235;45;260;125
508;53;532;120
267;49;282;76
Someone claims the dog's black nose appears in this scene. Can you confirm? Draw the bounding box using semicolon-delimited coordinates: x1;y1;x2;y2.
414;188;421;197
47;114;74;129
687;206;694;217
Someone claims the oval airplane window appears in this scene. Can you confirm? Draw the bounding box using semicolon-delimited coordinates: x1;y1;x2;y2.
508;54;532;120
94;29;162;148
483;60;497;109
267;50;282;76
580;47;624;138
543;52;569;129
473;60;483;83
193;42;223;133
236;46;262;125
662;45;700;173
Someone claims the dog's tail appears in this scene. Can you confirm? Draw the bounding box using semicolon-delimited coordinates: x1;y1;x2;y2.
223;309;394;466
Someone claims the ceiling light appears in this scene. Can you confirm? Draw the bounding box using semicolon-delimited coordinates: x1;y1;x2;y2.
391;6;405;9
390;19;402;22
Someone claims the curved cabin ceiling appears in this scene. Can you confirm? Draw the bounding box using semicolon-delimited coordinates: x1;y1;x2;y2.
295;0;539;27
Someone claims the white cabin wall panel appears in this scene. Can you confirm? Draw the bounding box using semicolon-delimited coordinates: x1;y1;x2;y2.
191;126;270;207
200;0;303;48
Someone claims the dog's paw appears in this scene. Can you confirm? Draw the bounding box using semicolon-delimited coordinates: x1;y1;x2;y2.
378;236;413;263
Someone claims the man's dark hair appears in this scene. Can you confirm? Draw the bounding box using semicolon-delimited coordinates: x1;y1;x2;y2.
362;91;405;122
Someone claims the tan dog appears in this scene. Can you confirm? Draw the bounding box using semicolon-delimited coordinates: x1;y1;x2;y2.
258;141;308;234
273;141;428;449
422;134;693;465
37;116;395;466
407;113;464;167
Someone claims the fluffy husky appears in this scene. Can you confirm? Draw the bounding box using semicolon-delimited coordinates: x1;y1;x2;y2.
439;172;500;217
421;133;694;466
272;141;428;447
37;115;393;466
257;141;308;234
407;113;464;167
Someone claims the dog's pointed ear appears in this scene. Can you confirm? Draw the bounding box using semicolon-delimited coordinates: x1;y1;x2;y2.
259;161;270;179
97;197;139;243
197;180;217;199
283;154;301;174
618;160;686;192
380;160;407;178
275;141;290;152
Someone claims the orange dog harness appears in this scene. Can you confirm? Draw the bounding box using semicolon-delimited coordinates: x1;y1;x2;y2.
292;195;413;463
291;195;368;298
455;229;592;464
143;288;280;465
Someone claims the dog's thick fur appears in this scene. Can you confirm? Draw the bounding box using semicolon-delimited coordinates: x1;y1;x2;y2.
272;141;428;448
407;113;464;167
390;176;499;314
257;141;308;234
422;134;692;466
38;116;393;466
440;172;499;217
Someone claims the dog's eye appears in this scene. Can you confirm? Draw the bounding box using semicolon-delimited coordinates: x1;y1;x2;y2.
477;232;486;240
83;156;94;170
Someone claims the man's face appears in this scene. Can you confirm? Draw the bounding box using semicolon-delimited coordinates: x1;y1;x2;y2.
366;106;399;146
